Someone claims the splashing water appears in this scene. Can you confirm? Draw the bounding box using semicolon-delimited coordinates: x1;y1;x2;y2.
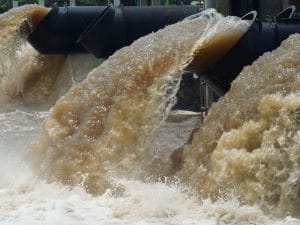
0;5;66;111
25;8;249;194
0;5;97;112
1;4;300;225
174;34;300;217
2;110;299;225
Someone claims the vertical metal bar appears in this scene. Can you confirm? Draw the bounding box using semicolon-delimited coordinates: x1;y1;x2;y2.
70;0;76;6
12;0;18;8
204;0;216;8
114;0;120;6
199;76;207;122
38;0;45;6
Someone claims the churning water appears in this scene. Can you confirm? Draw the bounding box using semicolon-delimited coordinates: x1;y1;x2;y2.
0;5;299;225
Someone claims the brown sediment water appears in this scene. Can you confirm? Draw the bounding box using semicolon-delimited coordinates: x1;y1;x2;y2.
0;5;66;111
2;4;299;221
25;10;249;194
174;34;300;217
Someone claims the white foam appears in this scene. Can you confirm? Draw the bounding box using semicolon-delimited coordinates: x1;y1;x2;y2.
0;111;298;225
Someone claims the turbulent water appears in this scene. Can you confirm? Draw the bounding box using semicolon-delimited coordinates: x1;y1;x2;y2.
0;5;66;111
26;8;249;194
1;4;300;225
0;5;98;112
173;34;300;217
4;110;298;225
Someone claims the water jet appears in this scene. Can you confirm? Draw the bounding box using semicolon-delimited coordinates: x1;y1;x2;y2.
205;6;300;92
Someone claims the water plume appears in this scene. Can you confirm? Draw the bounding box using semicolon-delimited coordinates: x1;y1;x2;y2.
26;9;249;194
0;5;66;111
174;34;300;217
1;4;300;221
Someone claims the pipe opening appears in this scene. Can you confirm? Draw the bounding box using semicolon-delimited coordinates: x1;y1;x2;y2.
276;6;296;19
241;10;257;25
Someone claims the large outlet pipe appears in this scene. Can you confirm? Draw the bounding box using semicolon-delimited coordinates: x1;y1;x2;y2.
206;6;300;92
28;5;300;92
28;5;199;57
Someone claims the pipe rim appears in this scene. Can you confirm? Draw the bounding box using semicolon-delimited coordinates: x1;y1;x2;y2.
276;5;296;19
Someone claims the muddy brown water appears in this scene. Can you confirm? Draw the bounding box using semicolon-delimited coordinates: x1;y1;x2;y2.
1;5;299;219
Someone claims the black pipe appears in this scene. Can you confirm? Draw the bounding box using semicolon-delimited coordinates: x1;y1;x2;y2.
28;6;109;54
276;5;296;19
28;5;199;57
206;7;300;93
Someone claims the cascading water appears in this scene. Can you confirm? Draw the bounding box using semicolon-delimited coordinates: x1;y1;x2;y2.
0;5;65;111
173;34;300;217
26;7;249;194
0;5;98;112
0;5;299;225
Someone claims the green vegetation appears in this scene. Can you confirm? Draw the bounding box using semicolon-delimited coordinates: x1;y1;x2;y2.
0;1;9;13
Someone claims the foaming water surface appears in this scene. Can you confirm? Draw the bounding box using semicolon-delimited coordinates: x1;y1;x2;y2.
2;111;299;225
0;5;300;225
174;35;300;217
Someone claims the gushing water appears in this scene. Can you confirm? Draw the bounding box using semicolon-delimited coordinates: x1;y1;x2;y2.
0;6;66;111
25;8;249;194
0;5;97;112
173;35;300;217
1;5;300;225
